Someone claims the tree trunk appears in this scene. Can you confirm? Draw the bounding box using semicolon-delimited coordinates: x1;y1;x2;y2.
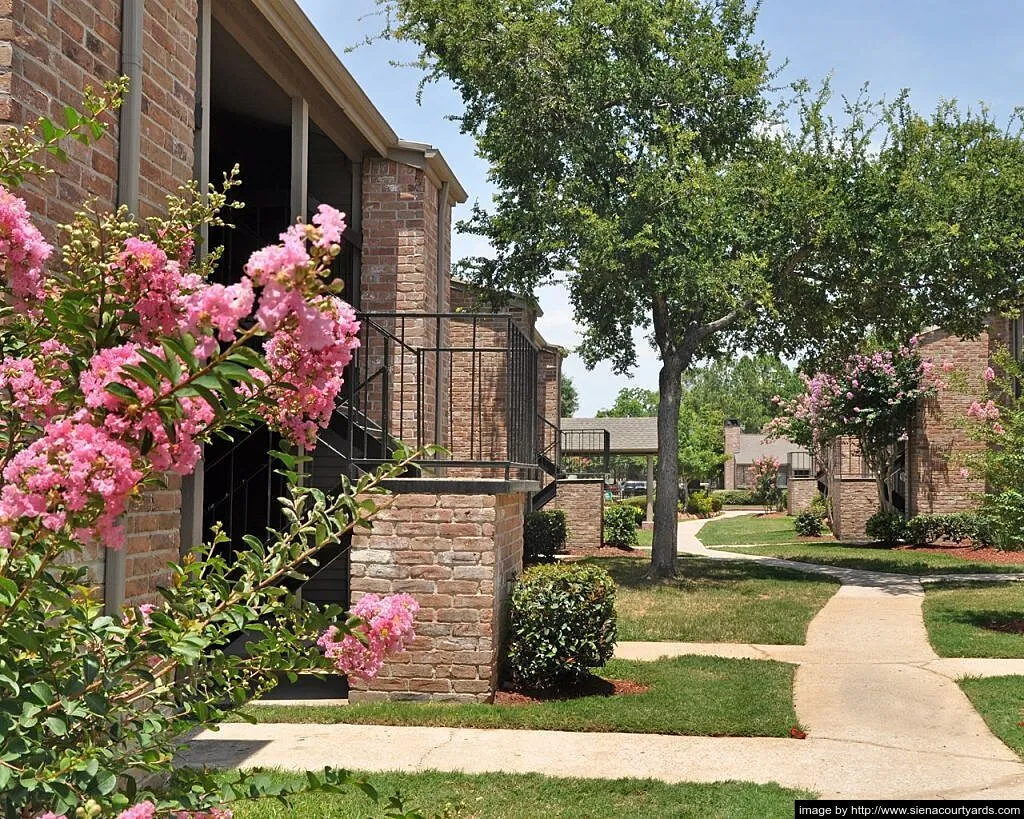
650;351;685;577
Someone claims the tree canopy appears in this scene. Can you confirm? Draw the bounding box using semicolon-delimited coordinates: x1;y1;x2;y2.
379;0;1024;574
559;375;580;417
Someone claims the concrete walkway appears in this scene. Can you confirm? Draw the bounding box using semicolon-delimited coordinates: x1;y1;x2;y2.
181;514;1024;799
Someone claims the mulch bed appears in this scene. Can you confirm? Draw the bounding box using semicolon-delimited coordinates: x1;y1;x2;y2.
560;544;646;560
979;617;1024;635
897;544;1024;567
494;676;650;705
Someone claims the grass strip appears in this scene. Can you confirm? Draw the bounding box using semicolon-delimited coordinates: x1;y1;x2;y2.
242;656;800;737
227;769;815;818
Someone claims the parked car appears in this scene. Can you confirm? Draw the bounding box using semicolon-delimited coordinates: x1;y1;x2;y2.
622;481;647;497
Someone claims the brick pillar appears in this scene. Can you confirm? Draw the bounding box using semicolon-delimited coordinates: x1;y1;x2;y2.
787;478;818;515
349;484;527;702
723;421;742;490
360;159;441;447
546;479;604;550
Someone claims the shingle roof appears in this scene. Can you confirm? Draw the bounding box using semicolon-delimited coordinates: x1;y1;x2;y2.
560;417;659;455
735;433;806;465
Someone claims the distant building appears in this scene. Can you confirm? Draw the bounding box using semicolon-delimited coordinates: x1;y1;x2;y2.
722;420;809;491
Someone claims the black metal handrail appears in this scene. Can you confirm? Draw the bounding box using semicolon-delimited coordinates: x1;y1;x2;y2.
321;312;541;481
558;428;611;477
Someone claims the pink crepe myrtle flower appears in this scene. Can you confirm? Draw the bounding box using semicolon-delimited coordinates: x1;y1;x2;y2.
0;185;52;308
958;467;971;479
35;813;67;819
984;366;996;382
993;422;1005;435
967;400;1000;422
116;802;155;819
0;414;143;548
318;593;419;680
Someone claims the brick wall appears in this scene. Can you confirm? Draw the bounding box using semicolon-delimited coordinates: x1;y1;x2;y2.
7;1;198;605
787;478;818;515
546;479;604;550
907;326;999;516
348;487;526;702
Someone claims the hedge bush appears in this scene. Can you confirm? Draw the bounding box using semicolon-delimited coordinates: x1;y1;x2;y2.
711;489;758;506
523;509;569;562
865;510;908;546
506;563;617;690
904;512;992;547
794;509;825;536
604;504;639;548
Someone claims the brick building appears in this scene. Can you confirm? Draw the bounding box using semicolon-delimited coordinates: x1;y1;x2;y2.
4;0;566;702
815;319;1011;541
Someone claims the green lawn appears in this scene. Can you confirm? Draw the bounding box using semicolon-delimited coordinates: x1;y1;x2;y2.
697;515;816;547
596;557;838;644
242;655;800;737
923;582;1024;658
637;527;652;548
227;770;814;818
717;544;1024;576
959;676;1024;759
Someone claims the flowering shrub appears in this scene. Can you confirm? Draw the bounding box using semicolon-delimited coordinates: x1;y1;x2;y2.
769;341;944;514
0;85;424;816
749;456;782;513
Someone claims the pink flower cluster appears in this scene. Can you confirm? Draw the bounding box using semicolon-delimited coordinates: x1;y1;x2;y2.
246;296;360;447
0;186;52;308
80;343;215;475
0;344;68;424
0;413;143;548
37;800;231;819
317;593;419;680
967;400;1000;422
114;238;253;351
238;206;360;447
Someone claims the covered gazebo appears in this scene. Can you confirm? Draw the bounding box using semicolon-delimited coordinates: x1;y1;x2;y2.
560;417;659;523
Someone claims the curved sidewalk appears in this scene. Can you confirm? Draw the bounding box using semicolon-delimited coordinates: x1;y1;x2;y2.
181;516;1024;799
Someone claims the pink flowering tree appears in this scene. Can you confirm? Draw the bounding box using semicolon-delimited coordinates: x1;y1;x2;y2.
769;341;944;514
0;85;423;817
749;456;782;513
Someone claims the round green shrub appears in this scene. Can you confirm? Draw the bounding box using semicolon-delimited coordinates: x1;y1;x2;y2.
685;491;714;517
604;503;640;547
794;509;824;536
607;501;644;527
865;510;908;547
710;494;724;513
506;563;617;690
524;509;569;563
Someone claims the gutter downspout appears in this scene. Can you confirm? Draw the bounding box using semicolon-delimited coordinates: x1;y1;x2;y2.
105;0;144;616
434;182;450;455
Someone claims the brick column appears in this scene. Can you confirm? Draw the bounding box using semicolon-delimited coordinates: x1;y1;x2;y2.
360;159;441;446
787;478;818;515
723;421;742;490
546;478;604;550
348;481;529;702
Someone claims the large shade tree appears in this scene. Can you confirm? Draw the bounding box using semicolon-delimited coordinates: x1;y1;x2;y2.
378;0;1024;575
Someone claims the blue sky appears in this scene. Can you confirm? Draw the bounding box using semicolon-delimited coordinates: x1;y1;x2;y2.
297;0;1024;414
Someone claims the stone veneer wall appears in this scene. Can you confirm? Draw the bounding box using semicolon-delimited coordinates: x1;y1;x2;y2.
348;486;527;702
787;478;819;516
546;479;604;551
